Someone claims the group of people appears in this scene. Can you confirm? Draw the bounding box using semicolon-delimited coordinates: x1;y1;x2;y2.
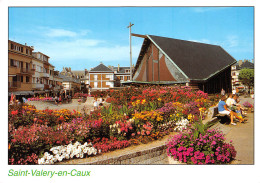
54;94;72;105
93;97;105;110
218;93;246;125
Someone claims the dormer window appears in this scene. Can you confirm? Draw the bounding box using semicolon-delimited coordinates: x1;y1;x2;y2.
125;69;130;73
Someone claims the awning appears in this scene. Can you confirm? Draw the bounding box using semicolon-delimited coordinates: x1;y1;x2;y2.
8;91;34;96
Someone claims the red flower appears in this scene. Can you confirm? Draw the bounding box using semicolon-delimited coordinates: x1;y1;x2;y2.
11;110;18;115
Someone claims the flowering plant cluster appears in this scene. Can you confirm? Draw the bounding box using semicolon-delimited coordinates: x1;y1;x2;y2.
92;137;130;153
28;97;54;101
73;93;88;99
9;153;38;165
38;141;98;164
166;129;237;164
9;85;219;165
243;101;253;108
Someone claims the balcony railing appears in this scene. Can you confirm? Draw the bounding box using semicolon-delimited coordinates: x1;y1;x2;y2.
39;72;50;78
21;68;34;74
32;83;44;89
8;81;21;88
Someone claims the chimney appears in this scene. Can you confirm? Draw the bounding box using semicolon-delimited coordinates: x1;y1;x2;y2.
31;46;34;50
25;43;27;46
238;60;243;66
118;64;120;72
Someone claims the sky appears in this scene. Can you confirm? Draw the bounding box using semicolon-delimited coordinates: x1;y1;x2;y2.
9;7;254;71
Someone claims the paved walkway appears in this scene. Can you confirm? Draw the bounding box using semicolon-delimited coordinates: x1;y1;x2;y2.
210;95;254;164
27;97;98;114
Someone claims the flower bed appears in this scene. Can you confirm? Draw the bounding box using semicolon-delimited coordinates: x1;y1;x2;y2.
73;93;89;99
28;97;54;101
9;86;221;165
166;127;236;164
243;101;253;108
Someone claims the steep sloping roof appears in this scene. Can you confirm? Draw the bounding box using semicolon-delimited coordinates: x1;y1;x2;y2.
114;67;131;74
138;35;236;80
89;63;113;72
59;74;80;83
238;61;254;70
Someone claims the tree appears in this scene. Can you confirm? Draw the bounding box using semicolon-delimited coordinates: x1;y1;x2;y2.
238;68;254;94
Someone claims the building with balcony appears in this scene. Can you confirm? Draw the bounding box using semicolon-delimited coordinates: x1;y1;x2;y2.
60;67;81;95
89;63;114;91
112;65;131;87
71;69;89;93
31;52;54;95
53;71;63;93
8;40;34;96
231;60;254;91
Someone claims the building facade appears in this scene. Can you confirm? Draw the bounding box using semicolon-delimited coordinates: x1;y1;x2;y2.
60;67;81;95
132;34;236;94
112;65;131;87
89;63;114;91
231;60;254;91
71;69;89;93
8;40;34;95
9;40;62;98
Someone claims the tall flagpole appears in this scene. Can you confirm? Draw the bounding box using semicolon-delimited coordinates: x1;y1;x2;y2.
127;22;134;81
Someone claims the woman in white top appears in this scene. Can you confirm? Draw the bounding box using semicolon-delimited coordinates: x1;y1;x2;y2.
93;98;98;110
226;94;235;107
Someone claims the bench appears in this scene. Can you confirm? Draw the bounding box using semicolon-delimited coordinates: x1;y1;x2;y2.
213;107;230;124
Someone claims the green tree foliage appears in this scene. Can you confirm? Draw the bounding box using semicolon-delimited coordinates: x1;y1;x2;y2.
238;68;254;93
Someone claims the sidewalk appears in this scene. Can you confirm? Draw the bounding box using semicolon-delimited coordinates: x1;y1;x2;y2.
210;96;254;164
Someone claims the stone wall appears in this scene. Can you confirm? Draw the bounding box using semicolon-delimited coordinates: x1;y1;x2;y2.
86;145;168;165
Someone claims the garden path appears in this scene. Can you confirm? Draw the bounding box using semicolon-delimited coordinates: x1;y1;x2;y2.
210;95;254;164
27;97;98;114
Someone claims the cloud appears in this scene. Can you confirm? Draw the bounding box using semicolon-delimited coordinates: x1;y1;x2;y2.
38;27;91;38
45;28;77;37
35;39;140;62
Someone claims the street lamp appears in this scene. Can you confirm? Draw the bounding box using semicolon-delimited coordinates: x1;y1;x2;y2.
127;22;134;81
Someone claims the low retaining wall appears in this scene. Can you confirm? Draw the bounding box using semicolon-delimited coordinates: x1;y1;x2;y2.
86;145;168;165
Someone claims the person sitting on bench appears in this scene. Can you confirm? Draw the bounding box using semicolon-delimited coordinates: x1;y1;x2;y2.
218;95;244;125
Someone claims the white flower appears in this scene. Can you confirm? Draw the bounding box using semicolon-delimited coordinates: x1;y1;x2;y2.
70;154;74;159
50;159;54;164
76;154;80;158
80;153;84;158
65;154;70;159
84;142;88;146
45;159;50;164
83;148;88;154
47;155;53;160
38;158;45;165
53;149;59;155
58;157;63;162
44;152;50;157
93;149;97;155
